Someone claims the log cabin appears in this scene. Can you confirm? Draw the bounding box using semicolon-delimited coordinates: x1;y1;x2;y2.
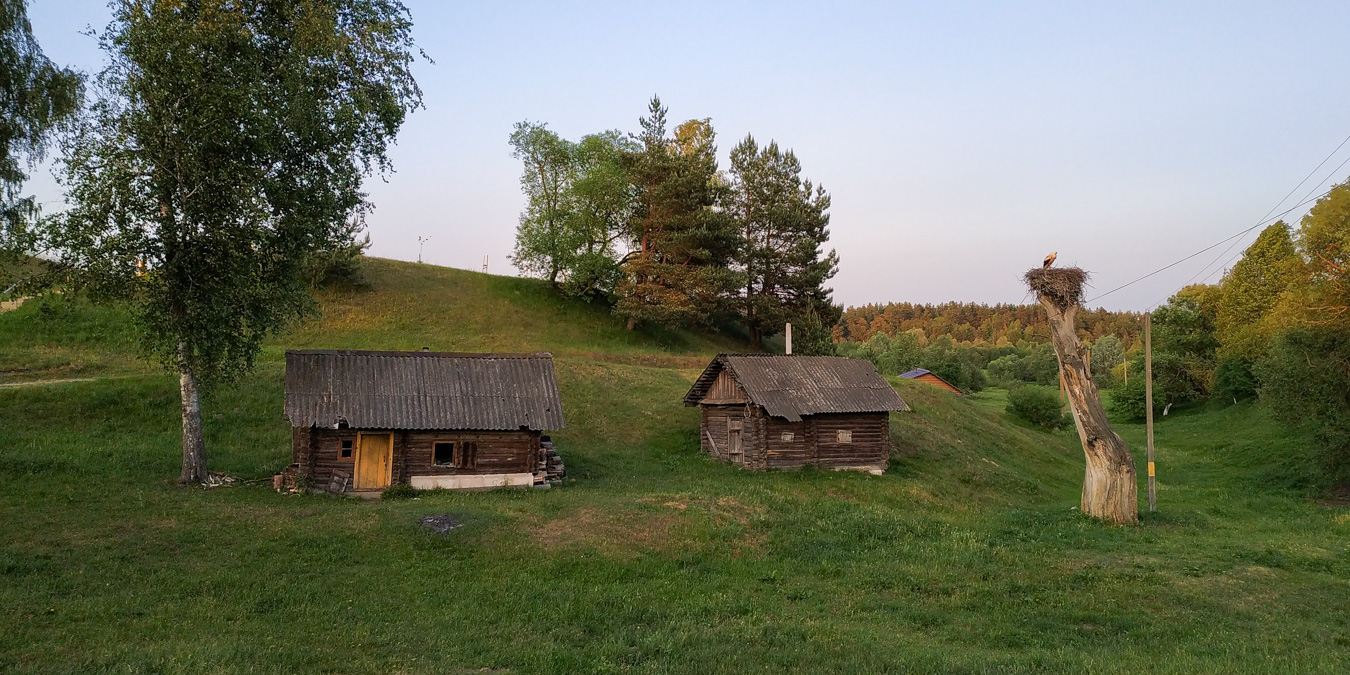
899;367;964;394
283;349;565;493
684;354;909;474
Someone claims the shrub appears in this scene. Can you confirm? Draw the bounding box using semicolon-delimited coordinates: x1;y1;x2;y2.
1258;327;1350;479
987;353;1022;385
1215;357;1258;403
1108;376;1148;421
1006;385;1070;430
381;482;419;500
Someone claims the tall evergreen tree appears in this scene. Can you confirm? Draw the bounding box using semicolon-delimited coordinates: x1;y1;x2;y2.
615;97;737;329
44;0;423;483
0;0;81;264
727;134;838;349
1216;221;1298;359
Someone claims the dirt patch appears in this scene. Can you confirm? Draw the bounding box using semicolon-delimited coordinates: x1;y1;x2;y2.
533;497;770;559
529;507;680;558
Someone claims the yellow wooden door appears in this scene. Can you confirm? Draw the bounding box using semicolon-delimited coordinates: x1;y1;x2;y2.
354;432;392;490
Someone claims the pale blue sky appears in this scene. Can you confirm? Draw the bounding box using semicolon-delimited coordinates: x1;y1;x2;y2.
24;1;1350;311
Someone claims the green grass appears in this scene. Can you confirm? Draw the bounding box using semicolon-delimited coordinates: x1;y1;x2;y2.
2;258;1349;673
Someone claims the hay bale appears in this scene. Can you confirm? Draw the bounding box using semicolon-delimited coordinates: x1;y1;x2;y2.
1025;266;1088;309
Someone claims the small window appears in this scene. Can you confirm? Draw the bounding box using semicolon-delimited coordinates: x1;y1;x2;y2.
339;439;353;459
432;442;455;467
836;429;852;444
457;442;478;469
781;431;795;442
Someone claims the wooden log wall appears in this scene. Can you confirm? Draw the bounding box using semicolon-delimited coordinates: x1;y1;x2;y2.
295;427;540;486
401;430;539;476
698;408;891;472
810;413;890;469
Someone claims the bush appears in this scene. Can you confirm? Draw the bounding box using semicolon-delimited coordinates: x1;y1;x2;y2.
1108;376;1148;421
1258;327;1350;479
381;482;419;500
1215;357;1258;403
1006;385;1070;430
987;353;1022;385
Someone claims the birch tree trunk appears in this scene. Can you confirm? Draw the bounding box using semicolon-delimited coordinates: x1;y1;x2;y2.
1035;294;1138;524
178;344;207;484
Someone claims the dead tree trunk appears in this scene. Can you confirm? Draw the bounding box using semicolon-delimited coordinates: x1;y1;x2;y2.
178;343;207;484
1026;267;1137;524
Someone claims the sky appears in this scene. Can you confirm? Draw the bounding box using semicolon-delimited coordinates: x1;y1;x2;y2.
23;1;1350;311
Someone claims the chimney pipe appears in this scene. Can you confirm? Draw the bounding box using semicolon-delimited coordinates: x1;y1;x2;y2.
785;323;792;355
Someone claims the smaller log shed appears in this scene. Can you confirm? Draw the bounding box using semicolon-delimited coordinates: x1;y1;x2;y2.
684;354;910;474
283;350;565;492
899;368;964;395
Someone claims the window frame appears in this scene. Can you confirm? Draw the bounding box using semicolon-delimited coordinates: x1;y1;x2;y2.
338;438;354;461
431;441;456;467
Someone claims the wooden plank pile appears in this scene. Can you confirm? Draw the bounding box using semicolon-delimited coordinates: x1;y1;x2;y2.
533;436;565;488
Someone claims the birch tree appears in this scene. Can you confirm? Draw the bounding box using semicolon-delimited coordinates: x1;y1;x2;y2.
44;0;422;483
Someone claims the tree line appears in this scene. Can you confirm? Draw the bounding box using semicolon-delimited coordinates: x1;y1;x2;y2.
837;301;1142;350
1106;196;1350;481
509;97;839;351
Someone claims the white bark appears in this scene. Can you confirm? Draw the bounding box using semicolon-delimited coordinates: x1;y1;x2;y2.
178;345;207;484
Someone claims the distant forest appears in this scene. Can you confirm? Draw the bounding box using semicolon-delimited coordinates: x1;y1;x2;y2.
835;302;1142;348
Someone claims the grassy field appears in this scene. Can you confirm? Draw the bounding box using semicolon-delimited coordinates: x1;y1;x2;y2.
2;258;1348;673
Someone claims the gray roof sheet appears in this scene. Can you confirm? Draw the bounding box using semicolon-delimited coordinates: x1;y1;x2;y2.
684;354;909;422
284;350;565;431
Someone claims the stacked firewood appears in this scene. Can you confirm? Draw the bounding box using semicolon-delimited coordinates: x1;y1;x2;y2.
533;437;565;488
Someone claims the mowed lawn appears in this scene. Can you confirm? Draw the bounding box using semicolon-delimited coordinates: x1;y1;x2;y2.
2;260;1349;673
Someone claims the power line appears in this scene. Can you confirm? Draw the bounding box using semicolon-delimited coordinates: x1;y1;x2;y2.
1169;136;1350;294
1143;182;1343;310
1087;135;1350;305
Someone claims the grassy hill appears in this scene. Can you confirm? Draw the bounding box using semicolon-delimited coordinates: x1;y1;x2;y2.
2;258;1348;673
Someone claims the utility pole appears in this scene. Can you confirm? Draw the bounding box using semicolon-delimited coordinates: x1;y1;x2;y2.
482;255;488;274
1145;311;1156;512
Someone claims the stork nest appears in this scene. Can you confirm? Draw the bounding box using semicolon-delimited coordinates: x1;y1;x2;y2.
1024;266;1088;309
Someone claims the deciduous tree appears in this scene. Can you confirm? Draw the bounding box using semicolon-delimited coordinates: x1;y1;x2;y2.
1299;182;1350;327
1216;222;1298;359
509;121;577;285
0;0;81;266
44;0;423;483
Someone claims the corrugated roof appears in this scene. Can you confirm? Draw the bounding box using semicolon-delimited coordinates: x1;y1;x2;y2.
900;367;964;393
284;350;565;431
684;354;909;422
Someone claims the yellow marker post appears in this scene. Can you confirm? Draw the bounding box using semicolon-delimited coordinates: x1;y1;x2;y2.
1148;461;1155;477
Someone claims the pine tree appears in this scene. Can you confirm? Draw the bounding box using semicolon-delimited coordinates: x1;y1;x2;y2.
615;97;737;329
727;135;838;349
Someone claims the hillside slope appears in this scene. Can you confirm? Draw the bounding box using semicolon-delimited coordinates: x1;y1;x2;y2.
2;257;1348;673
